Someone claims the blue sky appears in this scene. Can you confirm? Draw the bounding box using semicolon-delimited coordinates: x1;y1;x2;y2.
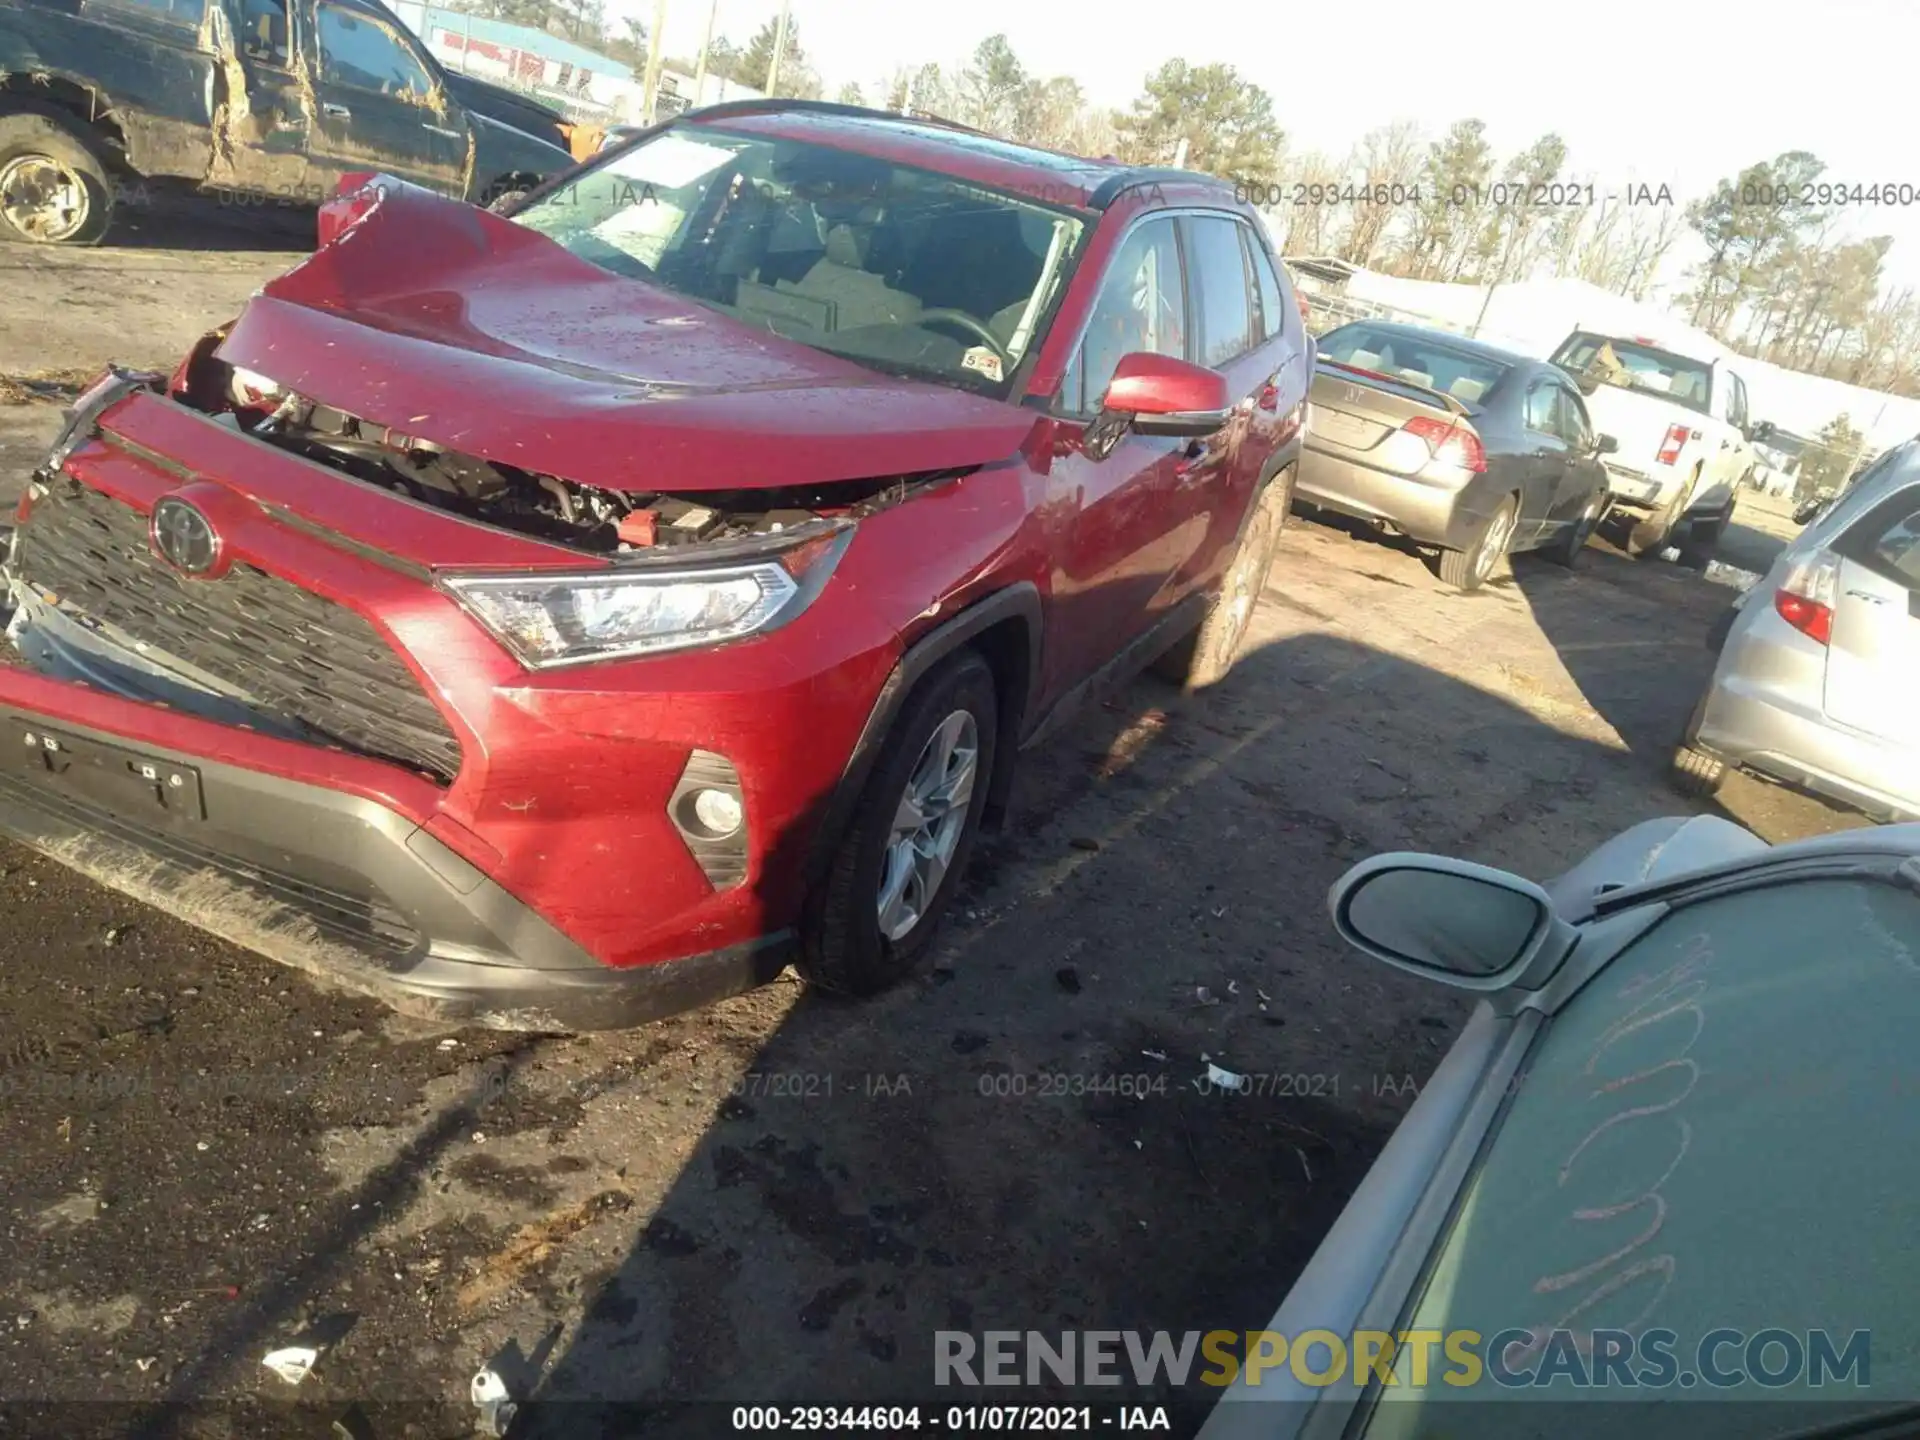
615;0;1920;289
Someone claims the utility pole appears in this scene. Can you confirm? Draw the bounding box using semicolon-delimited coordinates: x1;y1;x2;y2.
692;0;717;105
641;0;669;122
764;0;789;97
1171;136;1189;168
901;68;917;116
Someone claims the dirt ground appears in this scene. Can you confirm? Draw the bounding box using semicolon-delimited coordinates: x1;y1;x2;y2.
0;230;1866;1437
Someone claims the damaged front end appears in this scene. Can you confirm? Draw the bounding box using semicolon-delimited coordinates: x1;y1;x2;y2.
170;332;953;559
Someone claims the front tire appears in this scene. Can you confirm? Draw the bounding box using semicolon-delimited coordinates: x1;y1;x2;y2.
1438;494;1517;591
0;108;114;245
798;651;998;996
1154;467;1292;692
1541;492;1607;569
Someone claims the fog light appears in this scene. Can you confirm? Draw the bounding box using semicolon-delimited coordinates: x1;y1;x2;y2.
667;749;748;890
691;787;743;837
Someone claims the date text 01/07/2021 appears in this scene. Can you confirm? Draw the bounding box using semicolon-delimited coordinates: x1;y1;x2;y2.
729;1405;1175;1433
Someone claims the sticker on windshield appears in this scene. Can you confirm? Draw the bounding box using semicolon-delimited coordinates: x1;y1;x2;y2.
961;346;1004;384
604;134;739;191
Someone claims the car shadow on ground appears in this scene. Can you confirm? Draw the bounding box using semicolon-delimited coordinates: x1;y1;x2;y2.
96;191;316;254
372;619;1708;1435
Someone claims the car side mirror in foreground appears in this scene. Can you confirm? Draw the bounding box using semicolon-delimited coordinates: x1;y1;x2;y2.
1751;420;1775;443
1083;352;1231;460
1329;853;1577;991
1594;433;1619;455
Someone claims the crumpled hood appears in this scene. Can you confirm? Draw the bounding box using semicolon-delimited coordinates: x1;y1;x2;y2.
216;180;1043;493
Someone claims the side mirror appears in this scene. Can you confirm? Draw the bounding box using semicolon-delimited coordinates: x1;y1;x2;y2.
1330;853;1575;991
1098;352;1231;439
1593;433;1619;455
1750;420;1774;444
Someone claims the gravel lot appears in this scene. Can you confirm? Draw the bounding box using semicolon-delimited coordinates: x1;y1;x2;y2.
0;224;1866;1438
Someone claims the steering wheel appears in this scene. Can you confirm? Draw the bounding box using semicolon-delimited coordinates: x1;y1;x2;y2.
916;309;1010;367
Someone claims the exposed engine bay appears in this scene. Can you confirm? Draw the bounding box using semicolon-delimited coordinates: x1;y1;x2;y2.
172;342;950;555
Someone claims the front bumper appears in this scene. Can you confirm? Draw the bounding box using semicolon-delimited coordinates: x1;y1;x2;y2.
1295;444;1490;550
0;379;922;1018
0;709;791;1030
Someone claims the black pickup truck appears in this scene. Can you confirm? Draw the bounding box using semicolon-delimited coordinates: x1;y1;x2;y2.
0;0;577;243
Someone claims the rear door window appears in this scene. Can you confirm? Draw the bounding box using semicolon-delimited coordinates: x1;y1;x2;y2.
1523;381;1558;435
1182;214;1253;367
316;4;435;100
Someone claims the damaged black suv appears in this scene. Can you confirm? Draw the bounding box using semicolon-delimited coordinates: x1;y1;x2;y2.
0;0;573;243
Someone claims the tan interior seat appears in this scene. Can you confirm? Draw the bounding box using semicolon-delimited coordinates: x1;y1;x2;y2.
777;223;921;332
1449;377;1489;404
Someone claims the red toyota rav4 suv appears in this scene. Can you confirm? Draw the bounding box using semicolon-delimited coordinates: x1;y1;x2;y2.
0;102;1310;1030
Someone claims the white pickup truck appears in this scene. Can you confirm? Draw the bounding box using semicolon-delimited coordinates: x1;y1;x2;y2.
1549;329;1769;560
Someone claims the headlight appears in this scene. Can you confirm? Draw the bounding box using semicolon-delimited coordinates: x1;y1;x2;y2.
440;530;852;668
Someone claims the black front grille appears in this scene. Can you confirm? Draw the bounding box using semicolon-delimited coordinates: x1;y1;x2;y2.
15;477;463;783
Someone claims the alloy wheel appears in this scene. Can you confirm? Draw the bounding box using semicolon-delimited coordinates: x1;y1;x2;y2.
876;709;979;941
1472;502;1517;583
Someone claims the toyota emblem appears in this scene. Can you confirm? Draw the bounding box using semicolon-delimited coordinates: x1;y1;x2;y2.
150;497;221;577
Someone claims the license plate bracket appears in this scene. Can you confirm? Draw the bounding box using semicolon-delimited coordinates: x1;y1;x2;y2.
9;721;206;822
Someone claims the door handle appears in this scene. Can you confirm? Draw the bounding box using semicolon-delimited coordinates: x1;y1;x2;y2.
1173;440;1206;478
323;102;352;119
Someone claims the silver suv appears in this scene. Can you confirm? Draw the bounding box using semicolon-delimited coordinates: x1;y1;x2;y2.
1674;441;1920;820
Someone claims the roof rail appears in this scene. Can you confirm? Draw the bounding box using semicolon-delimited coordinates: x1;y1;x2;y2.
679;98;988;137
1088;166;1232;209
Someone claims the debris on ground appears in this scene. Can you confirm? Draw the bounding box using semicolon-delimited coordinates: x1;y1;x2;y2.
437;1038;460;1051
1068;836;1101;852
262;1345;321;1386
1194;986;1220;1006
1204;1063;1249;1093
1054;966;1081;994
472;1366;517;1437
1141;1049;1167;1063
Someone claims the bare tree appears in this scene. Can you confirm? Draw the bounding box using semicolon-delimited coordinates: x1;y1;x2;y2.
1338;121;1422;270
1274;150;1346;257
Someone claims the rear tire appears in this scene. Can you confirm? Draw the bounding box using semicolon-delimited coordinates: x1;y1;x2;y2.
1627;467;1700;558
1438;495;1517;591
0;108;114;245
1671;744;1727;799
798;651;997;997
1154;466;1291;691
1677;510;1726;570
